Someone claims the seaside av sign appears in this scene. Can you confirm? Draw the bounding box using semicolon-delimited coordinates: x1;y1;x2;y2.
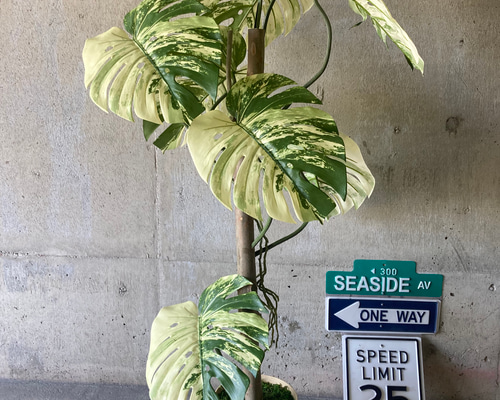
326;260;443;298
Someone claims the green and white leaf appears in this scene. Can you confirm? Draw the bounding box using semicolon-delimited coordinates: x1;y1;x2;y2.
348;0;424;73
83;0;223;125
325;133;375;216
146;275;269;400
202;0;314;45
153;123;187;152
187;73;374;223
259;0;315;44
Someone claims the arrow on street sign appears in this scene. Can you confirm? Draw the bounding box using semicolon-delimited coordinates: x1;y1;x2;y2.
326;297;441;334
334;301;430;328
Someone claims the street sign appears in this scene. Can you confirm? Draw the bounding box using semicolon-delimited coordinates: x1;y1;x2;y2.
326;260;443;298
343;335;425;400
326;297;441;334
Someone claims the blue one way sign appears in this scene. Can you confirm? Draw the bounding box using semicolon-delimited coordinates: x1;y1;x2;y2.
326;297;441;334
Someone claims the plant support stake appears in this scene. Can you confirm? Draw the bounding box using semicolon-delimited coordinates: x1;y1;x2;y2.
235;28;266;400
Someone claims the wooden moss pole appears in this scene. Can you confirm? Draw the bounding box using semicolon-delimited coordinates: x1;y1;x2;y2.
235;28;266;400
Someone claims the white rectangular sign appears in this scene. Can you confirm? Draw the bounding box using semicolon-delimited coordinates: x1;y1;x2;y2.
343;336;425;400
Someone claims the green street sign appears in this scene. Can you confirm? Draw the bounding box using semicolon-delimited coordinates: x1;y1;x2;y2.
326;260;443;298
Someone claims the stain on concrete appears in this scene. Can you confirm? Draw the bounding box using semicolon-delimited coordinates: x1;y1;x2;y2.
2;262;29;292
2;260;74;293
118;282;128;296
288;320;301;333
449;239;471;273
362;140;371;155
382;165;395;184
314;86;324;102
446;116;462;135
279;316;302;334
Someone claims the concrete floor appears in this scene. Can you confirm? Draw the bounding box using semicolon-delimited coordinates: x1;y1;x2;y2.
0;380;149;400
0;380;336;400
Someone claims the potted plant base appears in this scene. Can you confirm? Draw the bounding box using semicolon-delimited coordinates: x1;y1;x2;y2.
217;375;298;400
261;375;298;400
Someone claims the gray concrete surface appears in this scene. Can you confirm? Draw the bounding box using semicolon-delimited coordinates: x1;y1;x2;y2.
0;380;149;400
1;0;499;399
0;380;336;400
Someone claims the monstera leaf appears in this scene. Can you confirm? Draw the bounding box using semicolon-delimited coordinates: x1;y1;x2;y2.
146;275;269;400
202;0;314;45
83;0;223;124
348;0;424;72
187;73;375;223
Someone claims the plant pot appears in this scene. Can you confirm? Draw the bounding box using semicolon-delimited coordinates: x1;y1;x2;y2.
261;375;298;400
216;374;298;400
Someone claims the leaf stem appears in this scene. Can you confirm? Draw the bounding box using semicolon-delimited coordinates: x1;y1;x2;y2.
211;92;227;110
254;222;308;257
263;0;278;31
252;217;273;248
254;0;263;28
303;0;332;89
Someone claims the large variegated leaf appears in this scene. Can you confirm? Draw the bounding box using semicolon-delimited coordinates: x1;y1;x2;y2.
348;0;424;72
327;133;375;216
83;0;223;124
259;0;315;44
187;73;374;222
146;275;269;400
202;0;314;45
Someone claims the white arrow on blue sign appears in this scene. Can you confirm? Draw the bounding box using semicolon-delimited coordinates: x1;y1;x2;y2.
326;297;440;334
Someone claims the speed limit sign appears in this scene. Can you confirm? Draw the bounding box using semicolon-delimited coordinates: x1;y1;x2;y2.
342;336;425;400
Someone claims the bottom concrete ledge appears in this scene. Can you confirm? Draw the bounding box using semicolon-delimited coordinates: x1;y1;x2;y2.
0;380;150;400
0;379;339;400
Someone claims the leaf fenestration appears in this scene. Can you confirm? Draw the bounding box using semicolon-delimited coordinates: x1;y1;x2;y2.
187;73;375;222
202;0;314;45
146;275;269;400
83;0;223;124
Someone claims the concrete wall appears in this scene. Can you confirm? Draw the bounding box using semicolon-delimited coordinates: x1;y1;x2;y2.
0;0;498;399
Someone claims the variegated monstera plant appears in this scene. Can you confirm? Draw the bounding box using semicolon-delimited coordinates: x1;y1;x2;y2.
83;0;423;399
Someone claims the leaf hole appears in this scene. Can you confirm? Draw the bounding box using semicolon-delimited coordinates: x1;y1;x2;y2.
178;363;186;374
105;46;113;52
137;62;145;69
170;322;178;328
